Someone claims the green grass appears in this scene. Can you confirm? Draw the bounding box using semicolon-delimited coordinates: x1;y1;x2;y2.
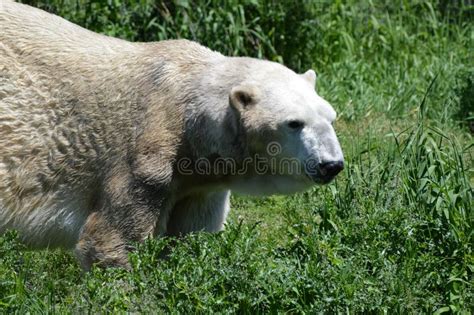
2;0;474;313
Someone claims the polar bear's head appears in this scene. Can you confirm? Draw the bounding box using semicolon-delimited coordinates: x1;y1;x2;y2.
227;59;343;195
186;57;344;195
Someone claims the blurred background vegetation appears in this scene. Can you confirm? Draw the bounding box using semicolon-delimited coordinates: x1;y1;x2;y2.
2;0;473;313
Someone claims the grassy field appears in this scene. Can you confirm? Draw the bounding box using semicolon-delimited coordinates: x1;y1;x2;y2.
1;0;473;313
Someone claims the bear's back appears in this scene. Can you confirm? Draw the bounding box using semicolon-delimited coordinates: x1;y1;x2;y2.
0;0;136;58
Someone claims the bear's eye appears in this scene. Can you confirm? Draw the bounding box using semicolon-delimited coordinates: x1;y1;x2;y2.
287;120;305;130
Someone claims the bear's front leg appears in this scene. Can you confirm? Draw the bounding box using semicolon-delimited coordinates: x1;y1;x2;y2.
74;164;168;270
166;190;231;236
75;211;134;269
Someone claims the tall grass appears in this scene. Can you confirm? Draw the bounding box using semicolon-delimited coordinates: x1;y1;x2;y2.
2;0;474;313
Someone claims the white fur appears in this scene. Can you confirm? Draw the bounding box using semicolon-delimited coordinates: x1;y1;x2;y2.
0;191;89;248
229;176;312;196
208;60;344;196
166;191;231;235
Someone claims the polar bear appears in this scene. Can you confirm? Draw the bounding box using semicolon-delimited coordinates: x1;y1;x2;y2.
0;1;344;269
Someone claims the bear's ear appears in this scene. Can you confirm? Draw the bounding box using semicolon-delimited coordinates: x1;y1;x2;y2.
302;69;317;87
229;84;261;111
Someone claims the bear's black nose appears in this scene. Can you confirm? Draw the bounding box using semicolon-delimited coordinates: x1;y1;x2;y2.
319;161;344;177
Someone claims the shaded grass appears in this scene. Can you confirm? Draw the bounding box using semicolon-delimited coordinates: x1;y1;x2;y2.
2;0;474;313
